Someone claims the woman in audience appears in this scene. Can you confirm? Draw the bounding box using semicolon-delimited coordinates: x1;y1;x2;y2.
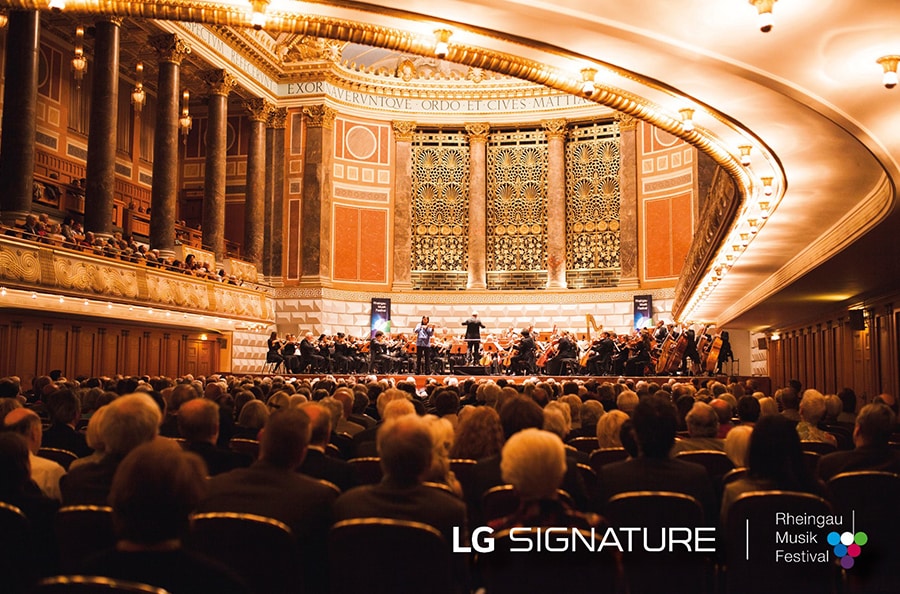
720;414;823;525
596;409;630;449
422;415;463;496
758;396;779;417
796;389;837;447
724;424;753;468
69;404;110;470
449;406;503;460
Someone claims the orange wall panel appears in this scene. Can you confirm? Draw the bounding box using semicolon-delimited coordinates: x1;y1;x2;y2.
359;209;388;283
333;205;361;280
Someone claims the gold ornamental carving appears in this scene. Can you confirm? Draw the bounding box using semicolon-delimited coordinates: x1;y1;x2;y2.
616;111;638;131
0;243;41;283
244;97;274;123
541;119;568;140
303;104;336;129
202;69;238;97
465;123;490;142
149;34;192;65
268;107;288;129
392;121;417;142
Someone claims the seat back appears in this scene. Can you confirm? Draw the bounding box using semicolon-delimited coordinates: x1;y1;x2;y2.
329;518;453;594
605;491;711;594
37;447;79;470
56;506;116;573
675;450;734;494
801;440;837;455
449;458;477;498
0;502;36;594
33;575;171;594
186;512;299;594
347;457;383;485
826;471;900;594
227;438;259;459
482;485;575;522
567;437;599;454
723;491;838;594
588;447;629;473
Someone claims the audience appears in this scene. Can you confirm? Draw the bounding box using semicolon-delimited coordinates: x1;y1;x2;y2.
670;401;725;454
724;425;753;468
450;406;504;460
596;409;629;449
296;402;359;492
817;403;900;481
41;389;92;457
3;408;66;500
796;389;837;447
177;399;252;475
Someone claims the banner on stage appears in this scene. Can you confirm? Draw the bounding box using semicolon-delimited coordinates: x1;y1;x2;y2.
633;295;653;330
370;298;392;338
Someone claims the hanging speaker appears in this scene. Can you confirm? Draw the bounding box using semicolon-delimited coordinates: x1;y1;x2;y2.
757;337;768;350
849;310;866;331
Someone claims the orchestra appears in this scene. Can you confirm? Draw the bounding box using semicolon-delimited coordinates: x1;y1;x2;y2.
264;319;735;377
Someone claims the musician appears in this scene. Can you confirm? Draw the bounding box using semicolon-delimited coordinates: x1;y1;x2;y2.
585;331;615;375
652;320;669;344
461;312;486;364
715;331;735;374
679;328;701;375
332;333;354;374
414;316;435;375
509;329;536;375
624;330;653;376
281;334;300;373
299;331;326;373
611;333;629;375
547;330;579;376
369;330;398;374
266;331;285;369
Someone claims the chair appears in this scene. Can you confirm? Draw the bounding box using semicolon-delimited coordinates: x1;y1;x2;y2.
722;467;748;486
588;447;629;474
348;456;383;485
482;484;576;522
605;491;712;594
55;506;116;573
0;501;37;594
226;437;259;459
800;440;837;455
826;471;900;594
33;576;171;594
186;512;299;594
723;491;838;594
575;462;598;500
675;450;734;493
567;436;599;454
801;450;822;474
329;518;454;594
480;526;619;594
37;447;79;470
449;458;478;499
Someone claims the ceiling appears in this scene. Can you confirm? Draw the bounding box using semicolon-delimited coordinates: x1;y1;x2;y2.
16;0;900;334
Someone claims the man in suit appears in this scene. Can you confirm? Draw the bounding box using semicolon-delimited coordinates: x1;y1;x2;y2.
598;394;716;521
3;407;66;499
198;408;337;594
177;399;252;476
42;388;92;457
462;312;486;365
297;402;358;492
817;403;900;481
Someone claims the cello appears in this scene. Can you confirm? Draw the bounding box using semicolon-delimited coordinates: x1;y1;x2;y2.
704;333;724;374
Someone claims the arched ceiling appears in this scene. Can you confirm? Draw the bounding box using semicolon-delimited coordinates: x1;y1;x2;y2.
9;0;900;334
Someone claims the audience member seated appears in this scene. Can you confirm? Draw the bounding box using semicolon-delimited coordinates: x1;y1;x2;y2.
41;388;92;458
710;398;735;438
422;415;463;497
778;387;801;422
3;408;66;500
795;389;837;447
69;405;110;471
232;399;268;440
836;388;857;425
670;401;726;454
197;408;336;594
721;414;824;526
177;399;252;476
449;406;504;461
78;439;249;594
351;388;412;456
596;409;630;449
597;394;716;521
297;402;359;492
817;403;900;481
160;383;200;438
736;395;761;426
724;425;753;468
60;393;161;505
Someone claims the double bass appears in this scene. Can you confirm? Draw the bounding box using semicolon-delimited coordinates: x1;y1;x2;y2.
704;333;724;374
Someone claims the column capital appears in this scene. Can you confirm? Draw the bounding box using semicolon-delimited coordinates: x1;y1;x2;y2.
268;107;287;129
202;69;238;97
541;118;568;139
615;111;638;131
96;16;124;27
303;104;336;129
465;122;490;142
149;34;192;65
392;120;417;141
244;97;274;122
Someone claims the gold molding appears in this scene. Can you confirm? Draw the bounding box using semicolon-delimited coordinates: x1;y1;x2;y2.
149;33;192;66
615;111;638;131
392;120;417;141
464;122;490;141
267;107;287;129
244;97;273;122
541;118;568;139
202;69;238;96
302;104;336;129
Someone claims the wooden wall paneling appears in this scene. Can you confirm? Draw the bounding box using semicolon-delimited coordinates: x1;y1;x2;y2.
100;328;118;375
184;339;201;377
46;324;69;378
824;324;836;394
38;323;53;377
122;330;141;376
73;327;94;380
876;308;896;397
0;324;9;377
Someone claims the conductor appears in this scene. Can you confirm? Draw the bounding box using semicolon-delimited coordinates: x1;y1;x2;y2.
462;312;486;365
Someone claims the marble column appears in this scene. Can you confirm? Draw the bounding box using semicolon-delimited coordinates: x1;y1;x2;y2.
264;108;286;283
465;123;489;290
243;98;271;268
300;104;335;285
149;34;191;259
616;112;639;286
543;119;568;289
391;121;416;291
0;10;40;225
201;69;237;266
84;17;121;237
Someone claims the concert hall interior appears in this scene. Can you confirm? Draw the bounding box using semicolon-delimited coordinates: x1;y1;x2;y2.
0;0;898;397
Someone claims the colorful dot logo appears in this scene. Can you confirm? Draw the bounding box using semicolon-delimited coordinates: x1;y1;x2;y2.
827;531;867;569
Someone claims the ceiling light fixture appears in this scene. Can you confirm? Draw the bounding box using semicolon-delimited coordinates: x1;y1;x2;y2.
179;90;192;143
760;176;774;196
679;108;695;132
48;0;65;11
876;55;900;89
580;68;597;96
131;62;146;114
71;25;87;89
758;201;770;219
749;0;776;33
434;29;452;59
249;0;269;30
738;145;753;167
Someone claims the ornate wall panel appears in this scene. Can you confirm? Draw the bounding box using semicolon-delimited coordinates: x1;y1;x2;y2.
410;131;470;289
486;129;548;289
565;122;621;288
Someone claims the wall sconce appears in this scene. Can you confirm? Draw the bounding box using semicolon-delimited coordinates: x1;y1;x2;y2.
130;62;146;114
0;12;8;28
71;25;87;89
740;232;750;247
179;90;192;143
249;0;269;30
748;218;759;234
679;108;695;132
758;200;770;219
434;29;452;59
876;55;900;89
48;0;65;11
738;145;752;166
760;176;774;196
749;0;776;33
580;68;597;96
